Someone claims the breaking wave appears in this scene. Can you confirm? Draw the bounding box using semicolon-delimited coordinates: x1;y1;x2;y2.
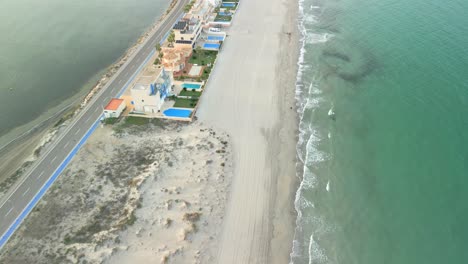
290;0;334;263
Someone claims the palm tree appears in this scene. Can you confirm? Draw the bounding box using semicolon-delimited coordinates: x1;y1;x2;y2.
167;30;175;47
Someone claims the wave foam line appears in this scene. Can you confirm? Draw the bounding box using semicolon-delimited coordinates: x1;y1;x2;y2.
290;0;334;262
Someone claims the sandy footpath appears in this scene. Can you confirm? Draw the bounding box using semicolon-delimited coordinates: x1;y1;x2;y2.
196;0;299;262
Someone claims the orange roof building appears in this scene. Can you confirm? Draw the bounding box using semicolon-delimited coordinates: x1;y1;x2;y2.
103;98;126;118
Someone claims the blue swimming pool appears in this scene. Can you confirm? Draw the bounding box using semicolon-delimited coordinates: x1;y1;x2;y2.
222;3;236;7
182;83;202;89
207;35;225;41
163;108;192;118
218;12;231;16
204;43;220;49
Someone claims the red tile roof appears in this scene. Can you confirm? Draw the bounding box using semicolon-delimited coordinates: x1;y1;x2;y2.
104;98;124;111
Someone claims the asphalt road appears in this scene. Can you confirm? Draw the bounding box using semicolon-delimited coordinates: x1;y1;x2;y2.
0;0;188;247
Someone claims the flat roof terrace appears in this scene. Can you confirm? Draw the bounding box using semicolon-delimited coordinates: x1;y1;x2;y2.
132;66;163;89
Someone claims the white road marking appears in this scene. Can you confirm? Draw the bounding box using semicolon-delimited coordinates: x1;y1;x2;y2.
5;207;13;217
64;141;70;149
94;107;99;113
22;188;30;197
85;115;91;123
74;128;81;135
37;171;45;179
51;156;57;163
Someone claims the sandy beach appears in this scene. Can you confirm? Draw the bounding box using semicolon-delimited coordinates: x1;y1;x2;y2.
197;0;299;262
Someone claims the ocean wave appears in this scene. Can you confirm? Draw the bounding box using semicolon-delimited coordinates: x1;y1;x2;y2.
308;235;329;264
291;0;334;263
305;128;329;165
305;33;333;44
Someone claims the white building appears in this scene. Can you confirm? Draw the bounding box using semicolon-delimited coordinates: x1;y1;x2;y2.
131;66;172;114
191;0;216;22
173;15;202;48
207;0;221;7
104;98;126;118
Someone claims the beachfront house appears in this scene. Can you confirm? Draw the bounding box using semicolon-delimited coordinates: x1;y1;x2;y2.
104;98;126;118
161;46;193;72
130;66;172;114
190;0;217;22
173;15;202;48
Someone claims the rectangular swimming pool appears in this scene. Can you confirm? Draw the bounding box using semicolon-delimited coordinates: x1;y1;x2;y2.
203;43;220;49
218;12;232;16
222;3;236;7
207;35;225;41
182;83;202;89
163;108;193;118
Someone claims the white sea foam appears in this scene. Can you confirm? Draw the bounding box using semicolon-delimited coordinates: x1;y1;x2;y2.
308;235;329;264
291;0;334;262
305;33;333;44
308;80;322;95
328;107;335;117
303;14;318;24
305;129;328;165
305;97;323;109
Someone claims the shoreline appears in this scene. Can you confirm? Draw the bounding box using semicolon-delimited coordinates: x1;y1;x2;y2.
0;0;178;195
269;0;301;261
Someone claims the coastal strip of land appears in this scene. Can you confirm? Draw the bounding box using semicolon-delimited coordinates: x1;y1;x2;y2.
0;0;300;262
197;0;299;262
0;0;189;249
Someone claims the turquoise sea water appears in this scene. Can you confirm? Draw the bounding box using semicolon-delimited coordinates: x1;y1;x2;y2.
0;0;169;147
292;0;468;263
